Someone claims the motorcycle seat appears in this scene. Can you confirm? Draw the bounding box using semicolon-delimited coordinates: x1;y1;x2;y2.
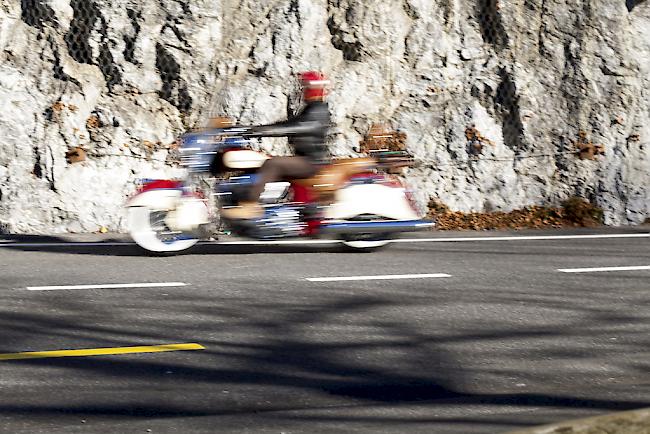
294;157;376;195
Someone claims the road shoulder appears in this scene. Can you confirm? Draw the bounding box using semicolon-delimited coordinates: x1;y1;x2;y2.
509;408;650;433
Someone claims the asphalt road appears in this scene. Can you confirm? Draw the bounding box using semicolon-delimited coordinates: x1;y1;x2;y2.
0;227;649;433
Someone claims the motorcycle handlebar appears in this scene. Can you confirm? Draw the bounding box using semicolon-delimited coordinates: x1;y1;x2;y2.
202;126;269;140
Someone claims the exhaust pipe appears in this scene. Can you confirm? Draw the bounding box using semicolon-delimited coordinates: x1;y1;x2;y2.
321;220;435;234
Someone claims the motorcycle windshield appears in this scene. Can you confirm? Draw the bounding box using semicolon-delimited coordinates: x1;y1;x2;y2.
179;132;251;171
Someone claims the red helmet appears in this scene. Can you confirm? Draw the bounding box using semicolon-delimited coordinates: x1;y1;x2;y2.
299;71;329;100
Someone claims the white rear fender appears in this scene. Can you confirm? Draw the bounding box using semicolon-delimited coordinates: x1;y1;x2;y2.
326;184;419;221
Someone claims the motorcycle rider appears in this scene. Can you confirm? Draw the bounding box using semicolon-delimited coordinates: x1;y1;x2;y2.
220;71;332;220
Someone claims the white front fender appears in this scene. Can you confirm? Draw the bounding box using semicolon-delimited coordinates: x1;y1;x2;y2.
126;189;209;232
326;184;419;221
126;189;183;210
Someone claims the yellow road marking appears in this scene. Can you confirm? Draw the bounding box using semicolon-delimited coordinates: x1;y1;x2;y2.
0;343;205;361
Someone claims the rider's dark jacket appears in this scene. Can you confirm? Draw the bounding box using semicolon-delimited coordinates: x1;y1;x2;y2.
248;101;331;165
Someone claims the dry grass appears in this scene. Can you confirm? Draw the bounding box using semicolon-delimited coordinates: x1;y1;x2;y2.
65;147;86;164
86;115;101;129
465;126;494;155
428;197;604;230
574;131;605;160
359;123;408;152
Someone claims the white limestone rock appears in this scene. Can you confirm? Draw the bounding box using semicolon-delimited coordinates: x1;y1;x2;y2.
0;0;648;233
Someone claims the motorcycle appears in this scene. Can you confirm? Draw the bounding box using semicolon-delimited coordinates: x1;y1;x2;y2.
125;127;434;254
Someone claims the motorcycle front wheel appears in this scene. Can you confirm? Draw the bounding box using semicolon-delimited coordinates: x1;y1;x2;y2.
126;206;200;254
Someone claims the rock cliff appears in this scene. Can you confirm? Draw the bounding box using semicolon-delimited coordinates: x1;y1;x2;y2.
0;0;648;232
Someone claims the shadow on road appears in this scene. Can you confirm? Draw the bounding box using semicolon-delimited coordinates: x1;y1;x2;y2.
1;234;345;256
0;286;648;431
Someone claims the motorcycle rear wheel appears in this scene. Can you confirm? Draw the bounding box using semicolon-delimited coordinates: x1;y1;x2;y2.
340;215;393;252
127;206;200;254
341;235;392;251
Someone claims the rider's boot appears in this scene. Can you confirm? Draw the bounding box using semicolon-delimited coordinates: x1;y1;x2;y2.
220;201;264;220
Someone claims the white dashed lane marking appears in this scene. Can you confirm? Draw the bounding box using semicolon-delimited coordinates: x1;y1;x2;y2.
558;265;650;273
306;274;452;282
